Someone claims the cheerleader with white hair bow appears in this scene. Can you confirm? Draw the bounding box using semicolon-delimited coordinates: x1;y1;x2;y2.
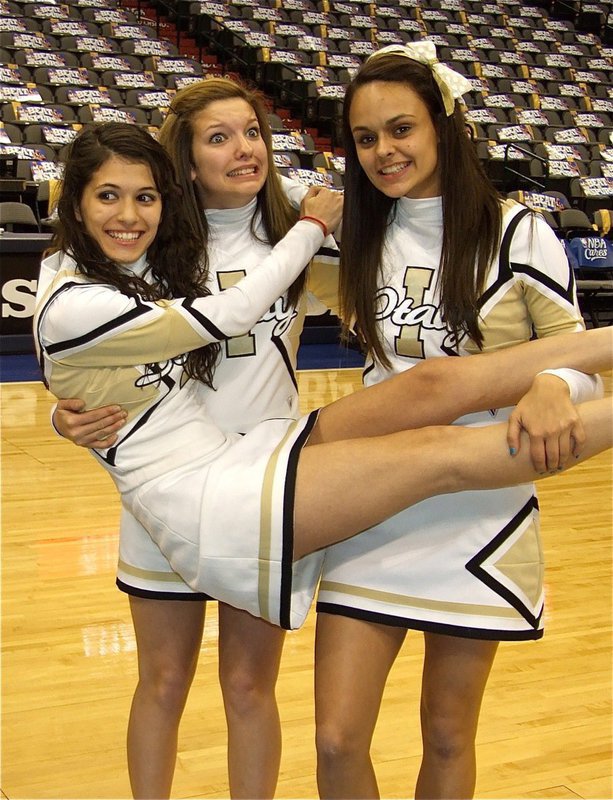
313;43;603;799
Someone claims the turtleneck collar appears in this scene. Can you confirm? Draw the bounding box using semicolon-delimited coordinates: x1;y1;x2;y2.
396;195;443;228
205;197;258;230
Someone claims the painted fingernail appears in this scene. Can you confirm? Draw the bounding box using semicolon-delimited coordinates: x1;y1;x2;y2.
509;447;517;456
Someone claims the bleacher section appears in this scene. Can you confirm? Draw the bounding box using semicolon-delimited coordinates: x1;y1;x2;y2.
1;0;611;324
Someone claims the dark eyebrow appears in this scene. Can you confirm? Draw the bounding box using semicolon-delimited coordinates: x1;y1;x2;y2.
352;113;415;134
94;183;158;192
386;113;414;125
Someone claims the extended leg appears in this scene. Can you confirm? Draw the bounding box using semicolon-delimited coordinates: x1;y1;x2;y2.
294;398;612;558
312;327;612;444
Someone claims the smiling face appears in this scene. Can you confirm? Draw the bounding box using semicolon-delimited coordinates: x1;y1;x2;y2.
77;154;162;265
350;80;441;200
189;97;269;209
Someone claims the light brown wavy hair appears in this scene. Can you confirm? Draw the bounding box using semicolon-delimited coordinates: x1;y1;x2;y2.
158;76;306;306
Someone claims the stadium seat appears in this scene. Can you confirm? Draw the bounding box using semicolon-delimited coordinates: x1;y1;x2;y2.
0;200;40;231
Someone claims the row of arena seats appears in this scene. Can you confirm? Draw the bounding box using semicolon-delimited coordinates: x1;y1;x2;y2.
507;188;611;232
185;0;612;211
1;0;611;216
172;0;613;206
169;0;613;152
0;0;209;179
194;23;612;92
178;0;611;42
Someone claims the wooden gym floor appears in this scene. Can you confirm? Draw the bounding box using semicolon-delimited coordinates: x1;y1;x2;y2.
1;369;611;799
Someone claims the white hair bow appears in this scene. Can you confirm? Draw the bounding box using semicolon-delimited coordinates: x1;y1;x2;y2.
367;41;472;116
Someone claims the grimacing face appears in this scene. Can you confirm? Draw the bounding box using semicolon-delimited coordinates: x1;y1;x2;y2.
77;154;162;265
189;97;269;209
350;80;441;200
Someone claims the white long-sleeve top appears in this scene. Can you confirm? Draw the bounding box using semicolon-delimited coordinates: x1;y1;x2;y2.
201;198;339;431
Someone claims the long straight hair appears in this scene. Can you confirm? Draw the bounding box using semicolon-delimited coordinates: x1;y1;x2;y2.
158;77;306;307
51;122;220;386
340;53;503;365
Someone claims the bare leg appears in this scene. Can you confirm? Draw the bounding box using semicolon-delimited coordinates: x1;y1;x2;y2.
311;327;612;444
315;614;406;799
127;597;205;799
294;398;612;558
218;603;286;799
415;634;498;800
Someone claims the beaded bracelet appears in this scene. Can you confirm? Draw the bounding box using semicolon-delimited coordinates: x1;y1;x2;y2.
299;215;328;238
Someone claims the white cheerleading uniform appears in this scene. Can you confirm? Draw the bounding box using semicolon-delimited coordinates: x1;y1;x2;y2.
316;197;601;641
115;199;337;602
35;217;336;630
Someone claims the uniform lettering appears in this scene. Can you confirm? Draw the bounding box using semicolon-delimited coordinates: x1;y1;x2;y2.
260;296;298;338
217;270;256;358
390;299;440;329
217;272;298;356
375;268;445;360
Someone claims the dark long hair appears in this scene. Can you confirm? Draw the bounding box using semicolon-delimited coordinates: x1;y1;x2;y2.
340;52;503;364
158;77;306;307
50;122;220;386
